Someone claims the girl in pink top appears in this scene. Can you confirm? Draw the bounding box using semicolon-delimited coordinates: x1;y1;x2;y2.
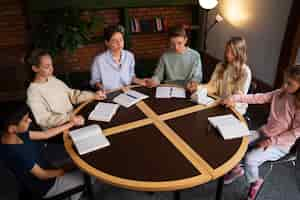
221;65;300;200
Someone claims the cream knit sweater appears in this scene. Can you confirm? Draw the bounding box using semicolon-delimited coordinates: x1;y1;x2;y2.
27;76;95;129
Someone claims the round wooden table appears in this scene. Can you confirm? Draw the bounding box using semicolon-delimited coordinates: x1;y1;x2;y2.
64;86;249;200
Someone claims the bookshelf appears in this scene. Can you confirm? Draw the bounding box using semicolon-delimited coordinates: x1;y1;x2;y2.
27;1;204;56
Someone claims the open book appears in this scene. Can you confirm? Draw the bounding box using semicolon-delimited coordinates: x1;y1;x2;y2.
208;114;250;140
191;88;215;105
113;90;148;108
88;102;119;122
69;124;110;155
155;87;186;98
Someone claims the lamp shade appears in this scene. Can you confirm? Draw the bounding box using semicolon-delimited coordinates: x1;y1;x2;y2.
199;0;218;10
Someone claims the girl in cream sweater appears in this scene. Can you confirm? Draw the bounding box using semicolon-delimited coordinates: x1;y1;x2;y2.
26;49;106;129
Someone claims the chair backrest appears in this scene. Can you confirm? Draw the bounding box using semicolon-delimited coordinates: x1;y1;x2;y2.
0;160;33;200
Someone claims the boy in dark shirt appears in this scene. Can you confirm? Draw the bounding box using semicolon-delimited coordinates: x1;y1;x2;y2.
0;105;85;199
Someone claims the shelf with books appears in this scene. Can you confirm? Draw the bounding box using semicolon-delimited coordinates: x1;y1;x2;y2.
130;16;167;34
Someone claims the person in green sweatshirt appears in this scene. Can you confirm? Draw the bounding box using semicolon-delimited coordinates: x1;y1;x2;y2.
145;25;203;93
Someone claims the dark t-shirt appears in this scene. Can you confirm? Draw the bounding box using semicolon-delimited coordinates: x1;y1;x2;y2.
0;132;55;197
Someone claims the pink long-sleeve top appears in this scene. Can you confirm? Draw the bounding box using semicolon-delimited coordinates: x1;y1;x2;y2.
231;89;300;148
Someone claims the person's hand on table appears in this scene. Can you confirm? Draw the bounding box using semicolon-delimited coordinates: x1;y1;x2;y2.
95;82;103;90
133;78;147;87
94;90;106;100
220;96;235;108
144;78;159;88
186;80;198;93
256;138;272;151
70;115;85;126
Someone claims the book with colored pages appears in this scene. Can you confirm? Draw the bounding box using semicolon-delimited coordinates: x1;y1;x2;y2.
88;102;119;122
113;90;148;108
208;114;250;140
69;124;110;155
155;87;186;98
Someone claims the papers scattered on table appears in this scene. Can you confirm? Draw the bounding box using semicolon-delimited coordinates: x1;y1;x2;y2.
155;87;186;98
191;88;215;105
88;102;119;122
113;90;148;108
208;114;250;140
69;124;110;155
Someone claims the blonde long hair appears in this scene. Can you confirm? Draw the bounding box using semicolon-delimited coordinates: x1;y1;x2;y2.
218;37;247;82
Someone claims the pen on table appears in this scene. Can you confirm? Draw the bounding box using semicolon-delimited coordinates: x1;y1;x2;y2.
126;93;137;99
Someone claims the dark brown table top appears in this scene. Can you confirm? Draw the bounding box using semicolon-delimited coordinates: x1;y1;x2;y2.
64;86;248;191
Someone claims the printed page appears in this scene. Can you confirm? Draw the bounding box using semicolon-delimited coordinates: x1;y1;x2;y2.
218;122;250;140
208;114;249;139
156;87;171;98
126;90;149;100
197;96;215;105
69;124;110;155
88;102;119;122
171;87;186;98
113;93;139;108
69;124;101;143
208;114;238;127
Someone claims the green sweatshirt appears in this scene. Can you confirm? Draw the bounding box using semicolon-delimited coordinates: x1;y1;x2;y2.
152;47;202;86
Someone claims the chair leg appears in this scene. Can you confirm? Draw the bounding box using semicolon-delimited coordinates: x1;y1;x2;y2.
215;177;224;200
84;174;94;200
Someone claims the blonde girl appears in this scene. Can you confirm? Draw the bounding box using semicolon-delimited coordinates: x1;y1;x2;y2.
199;36;251;115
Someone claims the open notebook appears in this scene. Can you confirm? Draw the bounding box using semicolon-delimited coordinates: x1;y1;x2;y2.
69;124;110;155
155;87;186;98
88;102;119;122
191;88;215;105
113;89;148;108
208;114;250;140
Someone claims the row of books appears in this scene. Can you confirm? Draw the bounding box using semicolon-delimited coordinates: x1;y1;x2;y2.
130;16;166;33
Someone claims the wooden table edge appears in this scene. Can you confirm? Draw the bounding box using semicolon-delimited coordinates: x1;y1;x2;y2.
63;132;211;191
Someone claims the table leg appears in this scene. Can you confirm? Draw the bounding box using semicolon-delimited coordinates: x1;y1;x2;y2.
216;176;224;200
84;174;95;200
174;190;180;200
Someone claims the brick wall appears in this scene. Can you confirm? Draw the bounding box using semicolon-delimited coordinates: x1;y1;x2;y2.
0;2;195;101
129;6;193;59
0;0;27;48
0;3;194;71
55;9;120;72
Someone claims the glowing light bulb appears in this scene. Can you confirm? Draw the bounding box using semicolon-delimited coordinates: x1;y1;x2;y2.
220;0;251;27
199;0;218;10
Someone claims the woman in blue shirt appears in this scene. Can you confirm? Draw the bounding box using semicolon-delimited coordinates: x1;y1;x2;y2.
90;25;146;91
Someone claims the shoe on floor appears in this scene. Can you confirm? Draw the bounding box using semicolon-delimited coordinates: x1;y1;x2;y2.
224;166;245;185
246;178;264;200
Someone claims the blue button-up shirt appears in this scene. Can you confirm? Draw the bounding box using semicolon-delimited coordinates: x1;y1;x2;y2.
90;50;136;90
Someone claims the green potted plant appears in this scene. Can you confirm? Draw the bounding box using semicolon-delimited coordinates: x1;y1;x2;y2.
32;7;103;56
